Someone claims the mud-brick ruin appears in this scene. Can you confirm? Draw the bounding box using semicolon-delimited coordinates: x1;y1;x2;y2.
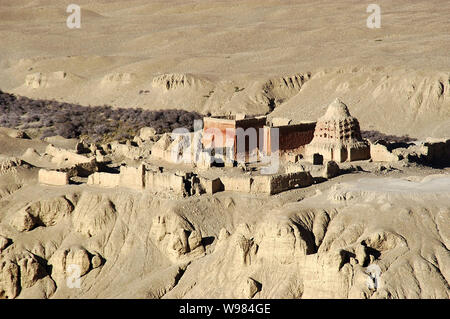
37;98;450;196
202;114;316;161
202;115;267;162
305;98;370;163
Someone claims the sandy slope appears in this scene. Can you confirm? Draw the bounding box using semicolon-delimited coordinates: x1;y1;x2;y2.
0;145;449;298
0;0;449;138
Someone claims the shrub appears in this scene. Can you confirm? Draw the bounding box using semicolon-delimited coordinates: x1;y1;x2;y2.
0;90;202;143
361;130;417;143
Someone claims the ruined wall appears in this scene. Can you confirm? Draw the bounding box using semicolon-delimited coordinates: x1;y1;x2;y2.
38;169;69;186
87;166;187;194
278;123;315;153
235;117;267;130
348;146;371;161
269;171;313;195
202;117;236;150
264;122;316;156
306;144;359;163
250;171;313;194
306;146;333;162
199;177;224;194
151;147;164;160
87;172;120;188
369;142;400;162
152;133;199;165
152;148;177;163
203;116;267;162
221;176;253;193
282;152;301;163
235;117;267;161
250;176;272;194
145;170;186;194
119;165;145;190
425;139;450;165
83;166;314;196
220;171;314;195
336;146;348;162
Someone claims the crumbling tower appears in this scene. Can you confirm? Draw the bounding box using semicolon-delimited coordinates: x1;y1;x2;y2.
305;98;370;162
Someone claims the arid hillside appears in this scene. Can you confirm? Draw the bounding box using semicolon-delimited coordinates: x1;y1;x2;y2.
0;0;449;138
0;129;449;298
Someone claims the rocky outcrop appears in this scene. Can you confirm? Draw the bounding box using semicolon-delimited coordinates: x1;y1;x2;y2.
0;260;20;299
10;197;74;232
25;71;74;89
261;73;310;108
254;219;316;264
151;133;173;160
25;72;47;89
8;130;30;139
10;211;36;232
45;144;94;167
15;251;47;289
0;250;51;299
48;246;104;289
0;157;30;175
0;235;10;252
100;72;135;87
90;252;104;269
150;212;205;263
139;127;157;141
109;141;148;161
152;73;210;91
239;277;261;299
72;193;117;238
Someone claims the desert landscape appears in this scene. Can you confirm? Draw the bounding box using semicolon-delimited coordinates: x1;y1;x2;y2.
0;0;449;299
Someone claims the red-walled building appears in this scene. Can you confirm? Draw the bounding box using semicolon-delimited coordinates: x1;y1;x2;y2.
202;115;316;162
